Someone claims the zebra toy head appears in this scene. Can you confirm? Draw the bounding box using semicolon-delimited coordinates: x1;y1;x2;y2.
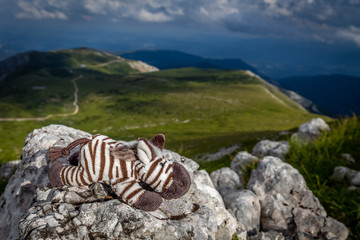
135;134;191;200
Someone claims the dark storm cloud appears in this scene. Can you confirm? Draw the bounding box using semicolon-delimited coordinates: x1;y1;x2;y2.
1;0;360;46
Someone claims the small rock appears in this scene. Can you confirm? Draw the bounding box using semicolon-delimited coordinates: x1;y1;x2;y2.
250;230;285;240
341;153;356;163
210;167;242;195
198;144;240;162
297;118;330;142
252;140;289;159
331;166;360;186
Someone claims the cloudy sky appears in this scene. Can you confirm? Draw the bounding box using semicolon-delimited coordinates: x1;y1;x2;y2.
0;0;359;78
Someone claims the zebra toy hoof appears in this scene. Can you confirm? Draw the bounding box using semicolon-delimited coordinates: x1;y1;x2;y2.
48;162;64;187
133;191;163;211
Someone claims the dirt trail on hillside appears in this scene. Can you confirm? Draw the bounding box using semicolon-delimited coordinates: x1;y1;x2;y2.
0;75;82;122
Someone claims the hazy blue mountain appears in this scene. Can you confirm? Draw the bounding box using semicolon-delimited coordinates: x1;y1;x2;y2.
120;50;266;78
276;75;360;116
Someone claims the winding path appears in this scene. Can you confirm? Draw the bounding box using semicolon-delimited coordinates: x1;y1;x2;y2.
0;75;82;122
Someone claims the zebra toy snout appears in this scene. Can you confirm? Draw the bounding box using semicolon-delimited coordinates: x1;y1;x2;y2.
160;162;191;200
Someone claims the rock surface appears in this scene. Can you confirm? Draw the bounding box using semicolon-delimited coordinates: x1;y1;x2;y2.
252;140;289;160
247;156;348;240
0;124;237;240
210;168;260;236
294;118;330;142
331;166;360;187
0;125;92;240
198;144;240;162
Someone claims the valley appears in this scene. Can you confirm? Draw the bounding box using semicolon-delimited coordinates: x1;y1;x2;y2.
0;48;325;163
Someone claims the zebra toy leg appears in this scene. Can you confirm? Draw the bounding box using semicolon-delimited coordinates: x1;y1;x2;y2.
48;162;65;187
112;179;163;211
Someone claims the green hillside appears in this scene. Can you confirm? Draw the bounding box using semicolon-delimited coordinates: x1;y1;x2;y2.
0;48;326;163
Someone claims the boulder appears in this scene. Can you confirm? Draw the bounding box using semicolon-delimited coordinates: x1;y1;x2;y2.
210;168;261;236
341;153;356;163
210;167;242;195
0;160;21;179
295;118;330;142
198;144;240;162
252;140;289;160
250;230;285;240
331;166;360;186
247;156;348;240
1;124;237;240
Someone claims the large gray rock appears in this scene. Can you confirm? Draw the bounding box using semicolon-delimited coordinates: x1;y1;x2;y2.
247;156;348;240
223;190;261;236
252;140;289;160
198;144;240;162
295;118;330;142
1;124;237;240
331;166;360;187
210;168;260;236
230;151;258;181
210;167;242;195
0;125;91;240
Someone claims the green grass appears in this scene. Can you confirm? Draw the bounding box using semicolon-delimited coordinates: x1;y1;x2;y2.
0;64;325;163
285;116;360;239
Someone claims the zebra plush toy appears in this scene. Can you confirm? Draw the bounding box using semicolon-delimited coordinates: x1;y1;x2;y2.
47;134;191;212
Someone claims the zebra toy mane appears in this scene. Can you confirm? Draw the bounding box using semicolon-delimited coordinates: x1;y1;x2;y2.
47;134;191;212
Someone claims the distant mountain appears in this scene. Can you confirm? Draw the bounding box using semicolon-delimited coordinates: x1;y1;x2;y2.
276;74;360;116
0;47;158;82
120;50;266;78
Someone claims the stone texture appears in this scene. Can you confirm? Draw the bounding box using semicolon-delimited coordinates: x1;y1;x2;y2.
331;166;360;186
210;167;242;195
230;151;258;178
250;230;285;240
1;124;237;240
0;160;21;179
210;168;261;235
247;156;348;240
296;118;330;142
0;124;91;240
252;140;289;160
198;144;240;162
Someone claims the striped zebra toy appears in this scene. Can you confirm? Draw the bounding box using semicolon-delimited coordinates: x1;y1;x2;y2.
47;134;191;211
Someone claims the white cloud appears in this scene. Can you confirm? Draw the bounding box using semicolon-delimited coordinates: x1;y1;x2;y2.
9;0;360;47
15;0;68;20
338;26;360;47
137;9;172;22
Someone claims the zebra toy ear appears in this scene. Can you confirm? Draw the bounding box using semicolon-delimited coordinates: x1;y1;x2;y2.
150;134;165;150
137;138;155;165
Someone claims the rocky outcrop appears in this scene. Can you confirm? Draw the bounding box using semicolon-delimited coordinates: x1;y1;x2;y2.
331;166;360;187
198;144;240;162
0;125;237;240
281;89;321;114
0;125;92;240
128;60;159;73
247;156;348;240
293;118;330;143
210;168;261;236
252;140;289;160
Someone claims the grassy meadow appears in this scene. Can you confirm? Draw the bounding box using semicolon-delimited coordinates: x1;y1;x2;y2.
0;49;324;163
